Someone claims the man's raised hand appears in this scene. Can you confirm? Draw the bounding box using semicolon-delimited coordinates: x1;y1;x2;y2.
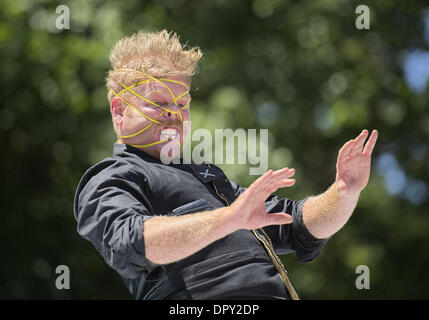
336;129;378;196
229;167;296;230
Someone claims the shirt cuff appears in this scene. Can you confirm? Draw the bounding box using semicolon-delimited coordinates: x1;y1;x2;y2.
129;215;160;272
291;197;329;263
295;196;331;241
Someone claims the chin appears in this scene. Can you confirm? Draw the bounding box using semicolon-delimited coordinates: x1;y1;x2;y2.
158;139;182;162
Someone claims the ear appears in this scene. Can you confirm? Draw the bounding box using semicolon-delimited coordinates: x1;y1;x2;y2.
110;97;125;128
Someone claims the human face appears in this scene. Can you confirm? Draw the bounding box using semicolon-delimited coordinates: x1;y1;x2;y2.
112;75;191;160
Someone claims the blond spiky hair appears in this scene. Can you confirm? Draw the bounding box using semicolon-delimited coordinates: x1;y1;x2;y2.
106;29;203;103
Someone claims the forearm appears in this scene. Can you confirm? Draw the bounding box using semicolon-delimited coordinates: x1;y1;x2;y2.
302;181;360;239
144;168;297;265
143;207;238;264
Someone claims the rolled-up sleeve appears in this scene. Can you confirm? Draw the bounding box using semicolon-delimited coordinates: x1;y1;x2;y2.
264;195;329;263
74;164;158;279
230;181;329;263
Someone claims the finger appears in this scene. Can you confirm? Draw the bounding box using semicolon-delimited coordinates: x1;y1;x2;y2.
261;168;294;190
269;168;296;190
253;167;295;196
286;167;295;177
278;178;296;188
263;179;294;196
248;169;277;197
251;169;273;189
349;129;369;155
363;130;378;156
272;167;289;176
265;213;293;226
338;140;355;162
272;167;295;179
267;179;295;194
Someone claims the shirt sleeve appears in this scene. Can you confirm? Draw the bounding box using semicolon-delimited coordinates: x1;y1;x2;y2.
73;161;159;279
229;181;329;263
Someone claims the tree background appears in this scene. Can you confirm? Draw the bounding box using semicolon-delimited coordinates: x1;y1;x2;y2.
1;0;428;299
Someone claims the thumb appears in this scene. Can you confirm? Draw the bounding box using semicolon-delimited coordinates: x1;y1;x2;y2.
265;213;293;226
336;179;347;196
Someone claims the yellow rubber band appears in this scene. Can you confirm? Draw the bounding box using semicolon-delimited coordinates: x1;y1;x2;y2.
120;123;153;139
116;68;190;90
119;110;166;139
119;83;188;115
130;139;168;148
111;89;162;124
115;79;150;97
117;68;190;111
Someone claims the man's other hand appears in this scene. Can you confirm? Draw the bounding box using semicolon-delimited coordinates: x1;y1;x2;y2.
229;168;296;230
336;129;378;197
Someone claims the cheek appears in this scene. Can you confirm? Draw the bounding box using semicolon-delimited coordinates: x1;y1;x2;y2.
122;116;148;133
122;107;156;130
142;106;165;119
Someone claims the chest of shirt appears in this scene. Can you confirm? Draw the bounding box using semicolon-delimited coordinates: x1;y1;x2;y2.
140;161;236;216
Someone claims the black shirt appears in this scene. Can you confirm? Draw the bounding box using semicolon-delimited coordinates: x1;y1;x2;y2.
73;143;328;299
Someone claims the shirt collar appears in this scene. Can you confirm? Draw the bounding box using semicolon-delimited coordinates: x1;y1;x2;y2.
112;143;222;183
113;143;162;163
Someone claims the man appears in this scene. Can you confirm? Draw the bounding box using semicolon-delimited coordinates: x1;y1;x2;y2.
73;30;378;300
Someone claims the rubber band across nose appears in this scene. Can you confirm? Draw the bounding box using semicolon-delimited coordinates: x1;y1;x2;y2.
110;69;190;148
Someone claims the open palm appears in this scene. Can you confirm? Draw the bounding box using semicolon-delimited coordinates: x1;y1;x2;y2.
336;129;378;196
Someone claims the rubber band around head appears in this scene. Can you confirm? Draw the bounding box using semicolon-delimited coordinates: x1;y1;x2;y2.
110;68;190;148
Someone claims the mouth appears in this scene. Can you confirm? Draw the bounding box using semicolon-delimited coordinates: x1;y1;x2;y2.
160;127;180;141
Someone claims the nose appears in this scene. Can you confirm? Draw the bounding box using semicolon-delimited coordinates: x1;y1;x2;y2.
164;104;182;120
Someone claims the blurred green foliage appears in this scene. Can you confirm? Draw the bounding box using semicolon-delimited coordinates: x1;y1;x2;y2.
1;0;428;299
